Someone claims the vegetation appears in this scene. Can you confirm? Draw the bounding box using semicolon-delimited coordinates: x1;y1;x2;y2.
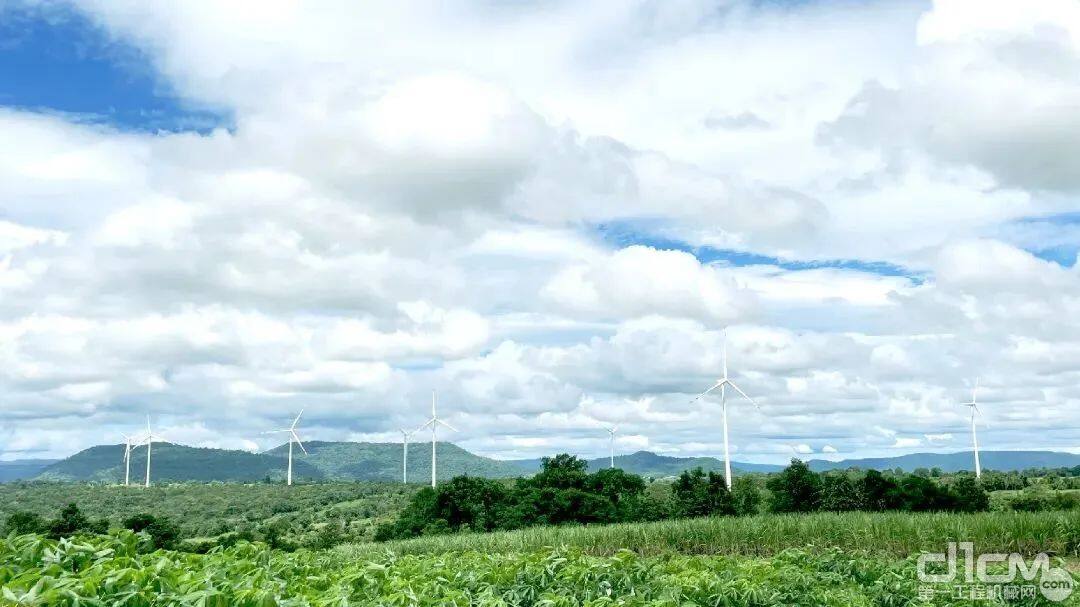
348;510;1080;559
3;531;1075;606
0;482;417;551
376;456;997;541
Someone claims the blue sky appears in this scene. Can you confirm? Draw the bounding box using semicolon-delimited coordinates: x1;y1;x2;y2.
0;4;228;133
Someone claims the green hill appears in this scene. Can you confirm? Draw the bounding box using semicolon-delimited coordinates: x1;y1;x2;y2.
0;459;58;482
265;441;525;482
507;451;783;477
37;444;323;483
806;450;1080;473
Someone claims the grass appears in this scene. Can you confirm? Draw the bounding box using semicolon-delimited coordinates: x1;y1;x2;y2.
337;510;1080;560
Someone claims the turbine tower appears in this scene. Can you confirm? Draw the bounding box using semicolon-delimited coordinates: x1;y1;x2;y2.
399;427;417;483
690;332;760;489
960;379;984;479
140;416;168;488
120;433;139;487
264;410;307;486
416;390;456;488
607;426;618;468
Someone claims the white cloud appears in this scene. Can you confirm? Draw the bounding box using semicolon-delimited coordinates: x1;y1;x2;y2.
0;0;1077;463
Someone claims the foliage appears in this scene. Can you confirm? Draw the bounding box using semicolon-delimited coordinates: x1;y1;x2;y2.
767;459;823;513
377;455;657;540
349;510;1080;559
122;513;180;550
2;531;1074;606
0;482;417;552
671;467;734;517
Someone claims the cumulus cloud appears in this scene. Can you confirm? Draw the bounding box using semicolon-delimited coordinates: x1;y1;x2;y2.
0;0;1077;463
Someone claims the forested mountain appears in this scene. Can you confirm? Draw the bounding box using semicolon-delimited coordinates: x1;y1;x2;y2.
507;451;784;477
265;441;525;481
805;450;1080;473
36;444;324;483
19;442;1080;484
0;460;58;482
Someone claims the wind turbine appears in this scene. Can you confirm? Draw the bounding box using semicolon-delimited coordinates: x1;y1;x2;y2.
416;391;456;488
690;333;760;489
140;416;169;488
607;426;618;469
960;379;985;479
264;410;308;486
120;433;140;487
399;427;417;483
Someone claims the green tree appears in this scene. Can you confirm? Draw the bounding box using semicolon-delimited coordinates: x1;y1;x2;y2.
4;511;46;535
820;473;861;512
731;475;762;516
951;475;990;512
766;459;822;513
48;503;90;539
672;468;735;517
123;513;180;550
858;470;900;511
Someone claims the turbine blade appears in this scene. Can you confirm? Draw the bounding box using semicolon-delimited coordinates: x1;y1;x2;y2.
728;381;761;409
689;382;722;404
291;409;304;429
292;432;308;454
437;419;457;432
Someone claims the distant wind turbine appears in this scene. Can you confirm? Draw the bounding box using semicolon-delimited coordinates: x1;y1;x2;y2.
264;410;307;486
607;426;618;469
399;427;417;483
690;332;761;489
140;416;169;488
120;433;140;487
960;379;985;479
416;391;456;488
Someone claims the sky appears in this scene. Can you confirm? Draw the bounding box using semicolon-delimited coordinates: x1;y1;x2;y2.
0;0;1078;464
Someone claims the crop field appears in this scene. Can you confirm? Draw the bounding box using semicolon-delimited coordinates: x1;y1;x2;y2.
4;531;1077;607
342;510;1080;559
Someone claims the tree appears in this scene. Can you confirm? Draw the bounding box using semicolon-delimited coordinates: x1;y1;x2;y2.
858;470;900;511
819;473;861;512
766;459;822;513
951;475;990;512
529;454;589;490
892;475;956;512
731;475;762;516
123;513;180;550
4;511;45;535
48;503;90;539
672;468;735;517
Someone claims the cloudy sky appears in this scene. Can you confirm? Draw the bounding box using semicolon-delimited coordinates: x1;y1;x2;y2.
1;0;1078;464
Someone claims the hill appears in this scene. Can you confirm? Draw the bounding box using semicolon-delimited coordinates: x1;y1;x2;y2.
507;451;783;477
806;450;1080;473
36;444;323;483
265;441;525;482
0;459;58;482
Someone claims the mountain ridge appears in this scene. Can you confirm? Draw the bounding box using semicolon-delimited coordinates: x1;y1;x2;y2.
14;443;1079;484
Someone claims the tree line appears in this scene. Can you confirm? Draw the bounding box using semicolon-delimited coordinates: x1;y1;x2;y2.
374;456;994;540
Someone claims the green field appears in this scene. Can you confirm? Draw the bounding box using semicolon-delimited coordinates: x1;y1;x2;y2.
341;510;1080;559
4;531;1076;606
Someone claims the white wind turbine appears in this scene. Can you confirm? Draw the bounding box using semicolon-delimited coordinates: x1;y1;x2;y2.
690;333;761;489
120;433;140;487
264;410;307;486
399;427;417;483
960;379;985;479
140;416;169;488
416;391;456;488
607;426;618;469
